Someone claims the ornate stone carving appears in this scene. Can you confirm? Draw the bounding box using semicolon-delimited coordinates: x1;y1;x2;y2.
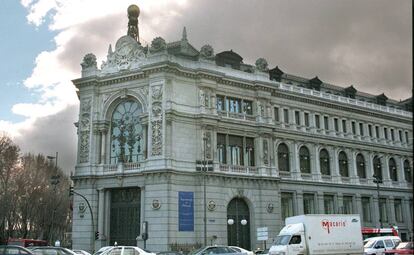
205;131;212;159
152;102;162;118
152;86;163;101
263;139;269;165
150;37;167;52
151;120;162;156
200;44;214;59
79;98;91;163
255;58;269;72
151;85;163;156
81;53;97;70
199;89;205;107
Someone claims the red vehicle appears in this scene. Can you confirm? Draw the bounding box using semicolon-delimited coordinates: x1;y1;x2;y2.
384;242;414;255
362;226;399;239
7;239;47;248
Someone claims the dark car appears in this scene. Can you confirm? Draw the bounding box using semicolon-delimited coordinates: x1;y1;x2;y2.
0;245;34;255
188;246;243;255
28;247;77;255
384;242;414;255
156;252;182;255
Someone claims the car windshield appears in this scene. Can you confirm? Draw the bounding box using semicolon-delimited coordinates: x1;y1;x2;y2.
396;242;413;250
273;235;291;246
188;247;205;255
364;240;376;248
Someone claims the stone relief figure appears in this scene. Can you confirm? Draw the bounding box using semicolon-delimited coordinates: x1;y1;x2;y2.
200;44;214;59
151;86;163;101
199;89;205;107
150;37;167;52
81;53;97;70
151;120;162;156
263;139;269;165
79;98;91;163
205;132;212;159
152;102;162;118
255;58;269;72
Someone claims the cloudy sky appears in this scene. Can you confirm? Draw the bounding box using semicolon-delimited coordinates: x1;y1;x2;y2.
0;0;411;175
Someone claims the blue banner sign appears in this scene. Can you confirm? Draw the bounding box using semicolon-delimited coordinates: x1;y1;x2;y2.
178;191;194;231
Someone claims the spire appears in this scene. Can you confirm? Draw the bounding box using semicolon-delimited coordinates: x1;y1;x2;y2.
127;5;140;43
182;26;187;41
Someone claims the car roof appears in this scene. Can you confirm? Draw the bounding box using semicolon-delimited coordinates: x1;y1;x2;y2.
364;236;401;241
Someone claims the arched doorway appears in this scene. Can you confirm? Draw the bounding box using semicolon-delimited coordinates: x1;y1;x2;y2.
227;198;251;250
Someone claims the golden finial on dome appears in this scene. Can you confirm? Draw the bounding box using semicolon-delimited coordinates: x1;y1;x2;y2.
127;4;140;43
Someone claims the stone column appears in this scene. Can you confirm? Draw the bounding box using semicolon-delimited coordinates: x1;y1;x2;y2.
329;117;335;136
296;191;304;215
97;188;106;248
372;196;381;228
365;152;374;181
402;198;413;235
382;156;392;186
397;157;405;184
289;109;295;130
299;111;305;131
290;142;300;179
321;115;327;135
309;112;316;133
311;145;321;181
349;150;359;184
317;192;325;214
100;129;107;164
363;123;370;141
331;149;340;183
388;197;396;226
346;120;352;139
338;119;344;138
337;193;344;213
355;194;363;219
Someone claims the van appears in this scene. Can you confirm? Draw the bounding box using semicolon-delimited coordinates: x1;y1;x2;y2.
363;236;401;255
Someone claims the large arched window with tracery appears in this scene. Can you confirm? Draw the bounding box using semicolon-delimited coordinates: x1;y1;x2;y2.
299;146;311;173
278;143;290;172
356;153;366;178
389;158;398;181
338;151;349;177
110;99;143;164
319;149;330;175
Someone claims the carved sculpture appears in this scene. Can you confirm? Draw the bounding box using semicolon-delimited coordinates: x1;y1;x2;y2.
150;37;167;52
200;45;214;59
79;98;91;163
255;58;269;72
81;53;97;70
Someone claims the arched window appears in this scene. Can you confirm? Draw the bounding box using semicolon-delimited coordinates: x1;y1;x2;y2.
373;156;382;180
356;154;366;178
319;149;330;175
278;143;290;172
110;100;143;164
338;151;349;177
404;160;412;183
389;158;398;181
299;146;311;173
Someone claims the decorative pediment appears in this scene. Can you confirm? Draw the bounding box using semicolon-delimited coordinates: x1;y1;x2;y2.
269;66;284;81
215;50;243;69
376;93;388;106
344;85;357;98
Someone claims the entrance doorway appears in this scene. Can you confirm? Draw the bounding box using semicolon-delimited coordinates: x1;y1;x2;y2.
227;198;251;250
110;188;141;245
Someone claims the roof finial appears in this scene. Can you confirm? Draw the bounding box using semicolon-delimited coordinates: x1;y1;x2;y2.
127;4;140;43
182;26;187;41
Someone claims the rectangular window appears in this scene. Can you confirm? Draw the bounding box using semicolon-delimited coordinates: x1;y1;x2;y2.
324;116;329;130
394;199;403;222
391;129;395;141
284;109;289;124
342;120;347;133
376;126;380;138
399;130;403;142
359;123;364;136
334;118;339;132
243;100;253;115
343;196;353;214
295;111;300;125
352;122;356;134
315;114;320;129
229;135;243;165
304;113;309;127
245;137;255;166
303;194;315;214
216;95;225;111
405;131;409;143
362;197;371;222
281;193;294;220
379;198;388;222
217;133;226;164
324;195;335;214
369;124;373;137
274;107;279;122
384;128;388;140
227;97;241;113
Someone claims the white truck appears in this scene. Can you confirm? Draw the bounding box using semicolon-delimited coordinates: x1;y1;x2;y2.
269;214;364;255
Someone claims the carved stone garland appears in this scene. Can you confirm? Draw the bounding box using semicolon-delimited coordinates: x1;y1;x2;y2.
151;85;163;156
79;99;92;163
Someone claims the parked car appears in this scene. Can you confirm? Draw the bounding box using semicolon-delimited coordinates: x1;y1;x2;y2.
364;236;402;255
156;252;182;255
188;246;243;255
28;246;77;255
0;245;34;255
253;248;268;255
73;250;91;255
99;246;155;255
384;242;414;255
93;247;113;255
229;246;253;255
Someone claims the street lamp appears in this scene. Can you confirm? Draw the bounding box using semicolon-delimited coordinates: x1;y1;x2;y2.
47;152;60;243
202;135;208;247
373;174;383;228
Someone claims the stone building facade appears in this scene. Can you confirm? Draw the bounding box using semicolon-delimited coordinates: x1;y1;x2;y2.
71;5;413;253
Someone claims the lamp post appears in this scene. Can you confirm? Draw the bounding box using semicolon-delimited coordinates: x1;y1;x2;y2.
47;152;60;243
203;135;208;247
373;174;383;228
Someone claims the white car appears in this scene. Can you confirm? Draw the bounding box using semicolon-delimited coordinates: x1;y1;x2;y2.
100;246;156;255
73;250;92;255
363;236;401;255
229;246;254;255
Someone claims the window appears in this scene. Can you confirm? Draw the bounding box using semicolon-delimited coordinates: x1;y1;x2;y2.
319;149;330;175
245;137;255;166
217;134;226;164
217;134;255;166
356;154;366;178
338;151;349;177
229;135;243;165
343;196;353;214
274;107;279;122
110;100;144;164
281;193;294;220
324;116;329;130
283;109;289;123
359;123;364;136
362;197;371;222
404;160;412;183
375;126;379;138
303;194;315;214
334;118;339;132
324;195;335;214
315;114;320;129
278;143;290;172
389;158;398;181
391;129;395;141
351;122;356;135
399;130;403;142
368;124;373;137
304;113;309;127
289;235;301;244
405;131;409;143
216;95;225;111
379;198;388;222
243;100;253;115
373;156;382;180
295;111;300;125
375;241;385;249
299;146;311;173
394;199;403;222
342;119;347;133
384;128;388;140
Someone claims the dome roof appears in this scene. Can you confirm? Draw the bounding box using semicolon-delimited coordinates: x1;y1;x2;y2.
127;5;140;17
